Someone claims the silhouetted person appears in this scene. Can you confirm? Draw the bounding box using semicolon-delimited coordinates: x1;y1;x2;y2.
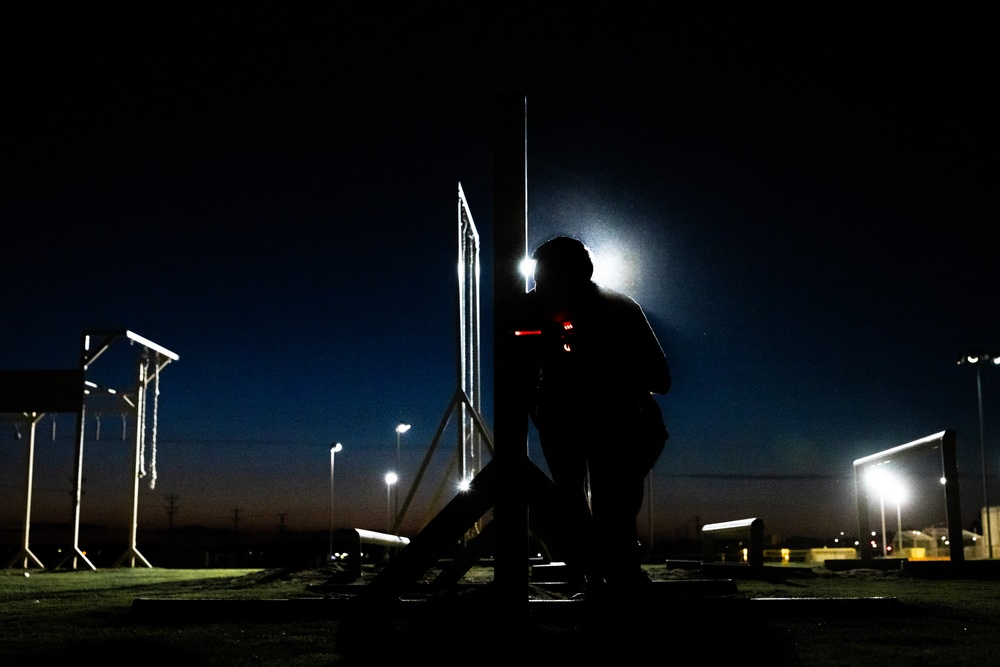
518;236;671;597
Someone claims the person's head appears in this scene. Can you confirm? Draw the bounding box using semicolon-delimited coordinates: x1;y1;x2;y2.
531;236;594;297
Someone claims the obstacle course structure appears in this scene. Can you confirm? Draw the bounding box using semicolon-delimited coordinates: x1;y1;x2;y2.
391;183;493;540
853;430;964;563
357;95;589;615
2;330;178;570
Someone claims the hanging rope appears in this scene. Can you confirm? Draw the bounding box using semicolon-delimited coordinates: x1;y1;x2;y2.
149;354;160;489
137;355;148;480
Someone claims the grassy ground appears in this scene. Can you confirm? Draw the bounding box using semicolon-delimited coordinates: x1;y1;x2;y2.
3;562;1000;665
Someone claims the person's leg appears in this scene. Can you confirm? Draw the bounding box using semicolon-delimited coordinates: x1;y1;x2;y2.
587;441;650;590
539;431;598;585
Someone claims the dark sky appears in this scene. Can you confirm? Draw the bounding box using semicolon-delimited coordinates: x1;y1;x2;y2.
1;7;996;547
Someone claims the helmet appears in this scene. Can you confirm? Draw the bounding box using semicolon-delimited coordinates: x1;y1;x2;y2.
531;236;594;292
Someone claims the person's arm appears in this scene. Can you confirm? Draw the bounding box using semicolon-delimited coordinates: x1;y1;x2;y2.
626;298;670;395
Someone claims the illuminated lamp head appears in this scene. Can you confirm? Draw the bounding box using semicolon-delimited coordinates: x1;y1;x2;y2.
531;236;594;297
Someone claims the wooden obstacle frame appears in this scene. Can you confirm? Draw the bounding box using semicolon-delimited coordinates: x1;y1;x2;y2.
2;330;178;570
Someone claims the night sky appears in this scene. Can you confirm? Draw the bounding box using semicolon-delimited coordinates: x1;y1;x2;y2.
1;8;995;550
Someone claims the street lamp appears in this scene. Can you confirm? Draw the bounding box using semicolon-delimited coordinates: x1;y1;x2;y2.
394;423;410;526
328;443;343;561
958;352;1000;559
384;472;398;533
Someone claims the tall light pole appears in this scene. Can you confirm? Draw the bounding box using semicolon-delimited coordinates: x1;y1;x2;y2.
886;476;906;556
384;472;397;533
394;423;410;528
958;352;999;559
328;442;342;561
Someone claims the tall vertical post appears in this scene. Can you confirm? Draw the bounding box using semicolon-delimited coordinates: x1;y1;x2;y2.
976;366;992;558
120;356;152;567
8;413;45;569
940;430;964;563
492;94;529;602
67;333;96;570
855;464;871;560
457;184;483;486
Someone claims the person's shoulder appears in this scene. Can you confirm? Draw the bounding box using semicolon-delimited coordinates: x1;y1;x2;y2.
593;283;641;310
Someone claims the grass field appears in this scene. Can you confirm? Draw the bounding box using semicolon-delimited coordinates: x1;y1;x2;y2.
3;562;1000;665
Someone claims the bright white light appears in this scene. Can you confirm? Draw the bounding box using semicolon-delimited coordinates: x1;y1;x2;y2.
865;466;906;504
590;247;627;290
395;423;411;434
331;442;343;453
385;472;398;485
519;257;536;279
458;478;472;492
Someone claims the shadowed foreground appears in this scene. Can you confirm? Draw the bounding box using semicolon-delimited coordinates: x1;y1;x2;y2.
5;562;1000;665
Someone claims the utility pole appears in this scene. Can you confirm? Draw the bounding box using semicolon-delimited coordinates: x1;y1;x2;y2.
164;493;179;534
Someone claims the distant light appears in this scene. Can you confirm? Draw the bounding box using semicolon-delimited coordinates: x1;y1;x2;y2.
520;257;536;279
458;478;472;492
331;442;343;453
958;352;999;367
385;472;398;485
940;477;947;485
396;423;411;434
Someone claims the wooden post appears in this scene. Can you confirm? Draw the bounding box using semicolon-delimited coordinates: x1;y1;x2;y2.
492;93;529;603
